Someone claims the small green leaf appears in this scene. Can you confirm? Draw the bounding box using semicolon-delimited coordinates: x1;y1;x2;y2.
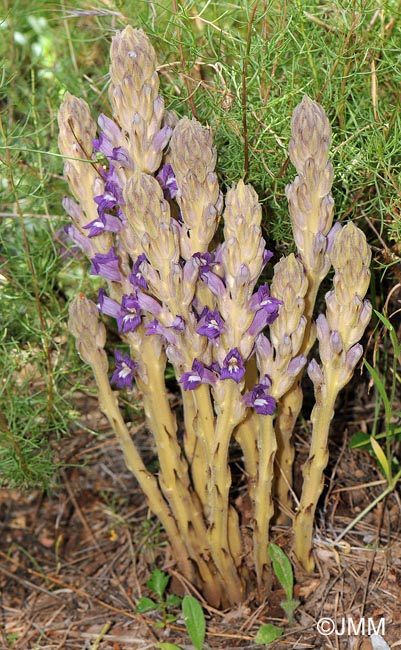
269;543;293;600
147;568;170;599
166;593;182;608
136;597;159;613
165;613;178;623
254;624;283;644
182;595;206;650
156;643;182;649
349;431;371;449
280;598;300;624
154;621;167;629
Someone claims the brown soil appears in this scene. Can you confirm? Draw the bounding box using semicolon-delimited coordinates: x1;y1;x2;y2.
1;385;401;650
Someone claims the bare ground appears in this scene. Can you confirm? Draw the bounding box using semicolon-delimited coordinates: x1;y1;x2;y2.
1;385;401;650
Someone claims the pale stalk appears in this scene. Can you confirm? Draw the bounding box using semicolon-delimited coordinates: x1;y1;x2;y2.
274;97;335;522
292;369;338;572
89;353;195;580
274;381;302;521
131;336;222;602
208;381;245;605
189;384;216;513
234;412;259;500
180;386;212;512
253;415;277;590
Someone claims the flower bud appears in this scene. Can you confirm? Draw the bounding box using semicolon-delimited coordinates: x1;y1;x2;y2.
68;294;107;368
289;95;331;173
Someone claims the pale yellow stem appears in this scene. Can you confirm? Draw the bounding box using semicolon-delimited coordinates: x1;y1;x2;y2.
131;336;223;603
253;415;277;590
90;354;195;582
293;370;338;572
235;413;259;501
208;381;245;605
274;382;302;524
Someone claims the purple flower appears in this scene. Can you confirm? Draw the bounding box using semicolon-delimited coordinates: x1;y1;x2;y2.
136;291;162;316
247;284;283;335
263;249;274;266
98;114;121;142
90;248;121;282
170;315;186;332
242;383;276;415
117;294;141;333
249;284;282;314
196;307;225;339
83;212;121;237
192;252;226;297
129;254;148;290
156;163;178;200
179;359;216;390
94;166;124;217
93;130;132;168
92;131;114;158
62;224;93;256
144;319;177;345
111;350;137;389
152;126;173;155
97;288;121;317
193;252;213;274
220;348;245;383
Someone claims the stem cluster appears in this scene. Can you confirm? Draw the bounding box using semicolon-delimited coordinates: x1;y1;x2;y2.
59;27;372;606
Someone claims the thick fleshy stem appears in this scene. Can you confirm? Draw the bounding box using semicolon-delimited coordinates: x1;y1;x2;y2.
253;415;277;591
127;333;223;605
207;381;246;605
269;254;308;523
293;223;372;571
273;96;336;523
68;295;195;582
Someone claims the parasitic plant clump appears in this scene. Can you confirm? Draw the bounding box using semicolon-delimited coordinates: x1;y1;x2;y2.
58;26;371;606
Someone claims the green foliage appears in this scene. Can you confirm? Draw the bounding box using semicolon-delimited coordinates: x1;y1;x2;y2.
350;309;401;483
254;623;283;645
269;543;299;624
182;595;206;650
137;570;206;647
2;0;400;489
136;569;181;628
254;544;299;642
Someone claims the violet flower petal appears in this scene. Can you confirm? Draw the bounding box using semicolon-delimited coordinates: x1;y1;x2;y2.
90;248;121;282
220;348;245;383
111;350;137;389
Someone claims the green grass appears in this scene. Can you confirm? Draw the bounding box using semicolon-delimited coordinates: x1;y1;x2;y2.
1;0;401;487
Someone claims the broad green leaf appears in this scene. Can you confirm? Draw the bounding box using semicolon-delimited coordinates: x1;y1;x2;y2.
269;543;293;600
370;436;391;481
136;597;159;613
182;595;206;650
254;624;283;644
147;568;169;599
